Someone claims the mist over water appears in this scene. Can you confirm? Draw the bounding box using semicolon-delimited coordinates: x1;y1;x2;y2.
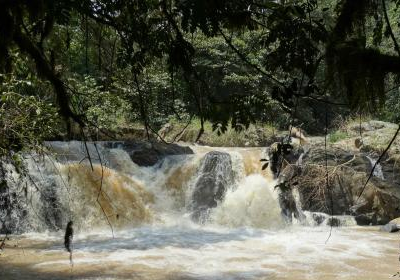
1;142;398;280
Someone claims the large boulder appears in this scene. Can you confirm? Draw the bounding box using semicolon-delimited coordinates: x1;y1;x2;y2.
294;146;400;225
190;151;234;222
105;141;193;166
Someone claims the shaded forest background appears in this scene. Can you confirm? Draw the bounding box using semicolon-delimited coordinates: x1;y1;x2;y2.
1;0;400;157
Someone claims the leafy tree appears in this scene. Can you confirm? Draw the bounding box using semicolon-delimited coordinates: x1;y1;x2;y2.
1;0;400;146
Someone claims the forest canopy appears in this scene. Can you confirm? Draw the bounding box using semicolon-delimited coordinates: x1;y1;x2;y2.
1;0;400;155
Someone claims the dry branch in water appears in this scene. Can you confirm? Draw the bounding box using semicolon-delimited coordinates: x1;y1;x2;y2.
64;220;74;265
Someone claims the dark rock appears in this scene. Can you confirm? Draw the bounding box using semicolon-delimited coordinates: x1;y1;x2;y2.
380;223;400;233
312;212;327;225
41;183;63;231
278;186;303;222
267;142;304;179
190;151;233;222
107;141;194;166
0;163;29;234
355;213;375;225
326;217;341;227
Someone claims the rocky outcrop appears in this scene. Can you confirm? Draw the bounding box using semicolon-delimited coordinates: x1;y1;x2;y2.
346;120;398;135
46;140;193;167
0;161;30;234
380;223;400;233
282;144;400;225
190;151;234;222
113;141;193;166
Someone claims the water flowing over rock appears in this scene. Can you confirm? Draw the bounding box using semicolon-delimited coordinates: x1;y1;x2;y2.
107;141;194;166
380;223;400;233
211;174;284;228
3;133;400;234
1;143;288;233
282;145;400;225
189;151;234;222
366;155;385;180
0;143;161;233
0;162;29;234
3;128;400;279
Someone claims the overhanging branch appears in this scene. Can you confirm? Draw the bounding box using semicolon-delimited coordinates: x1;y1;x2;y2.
13;29;84;126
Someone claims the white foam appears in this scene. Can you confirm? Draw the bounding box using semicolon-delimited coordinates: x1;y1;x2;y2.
32;225;395;279
6;142;396;280
210;174;284;228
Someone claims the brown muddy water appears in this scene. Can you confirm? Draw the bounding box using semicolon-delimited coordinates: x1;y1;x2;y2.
1;226;399;280
1;142;399;279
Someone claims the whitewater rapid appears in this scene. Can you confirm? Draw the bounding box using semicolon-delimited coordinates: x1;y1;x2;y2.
0;141;398;280
2;141;287;232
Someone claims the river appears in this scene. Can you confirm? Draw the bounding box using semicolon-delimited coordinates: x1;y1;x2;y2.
0;142;399;279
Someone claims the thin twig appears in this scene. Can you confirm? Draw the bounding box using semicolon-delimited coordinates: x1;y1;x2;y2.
80;128;94;171
93;142;114;238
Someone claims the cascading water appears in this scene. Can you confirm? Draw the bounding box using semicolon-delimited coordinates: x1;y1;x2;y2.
2;142;287;232
0;142;396;280
366;155;385;180
210;174;284;228
188;151;234;222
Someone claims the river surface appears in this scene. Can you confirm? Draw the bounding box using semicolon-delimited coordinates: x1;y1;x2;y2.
1;225;399;280
1;142;399;279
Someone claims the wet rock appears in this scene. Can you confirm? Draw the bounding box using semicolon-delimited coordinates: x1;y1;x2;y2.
190;151;234;222
312;212;327;225
380;223;400;233
41;183;64;231
326;217;341;227
267;141;304;179
355;213;375;225
277;186;303;222
111;141;193;166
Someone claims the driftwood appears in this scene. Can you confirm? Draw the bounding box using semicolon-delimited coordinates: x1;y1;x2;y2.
64;220;74;265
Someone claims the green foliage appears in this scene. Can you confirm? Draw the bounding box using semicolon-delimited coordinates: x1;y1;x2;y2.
381;86;400;123
67;76;132;130
328;130;348;143
0;0;400;151
326;0;400;110
0;74;60;154
166;117;276;147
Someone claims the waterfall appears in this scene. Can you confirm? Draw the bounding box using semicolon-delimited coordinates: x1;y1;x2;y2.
188;151;234;222
2;142;391;280
366;155;385;180
1;142;357;234
210;174;284;228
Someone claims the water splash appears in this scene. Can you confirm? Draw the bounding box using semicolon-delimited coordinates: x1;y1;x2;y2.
2;142;361;234
210;174;284;228
3;142;393;280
